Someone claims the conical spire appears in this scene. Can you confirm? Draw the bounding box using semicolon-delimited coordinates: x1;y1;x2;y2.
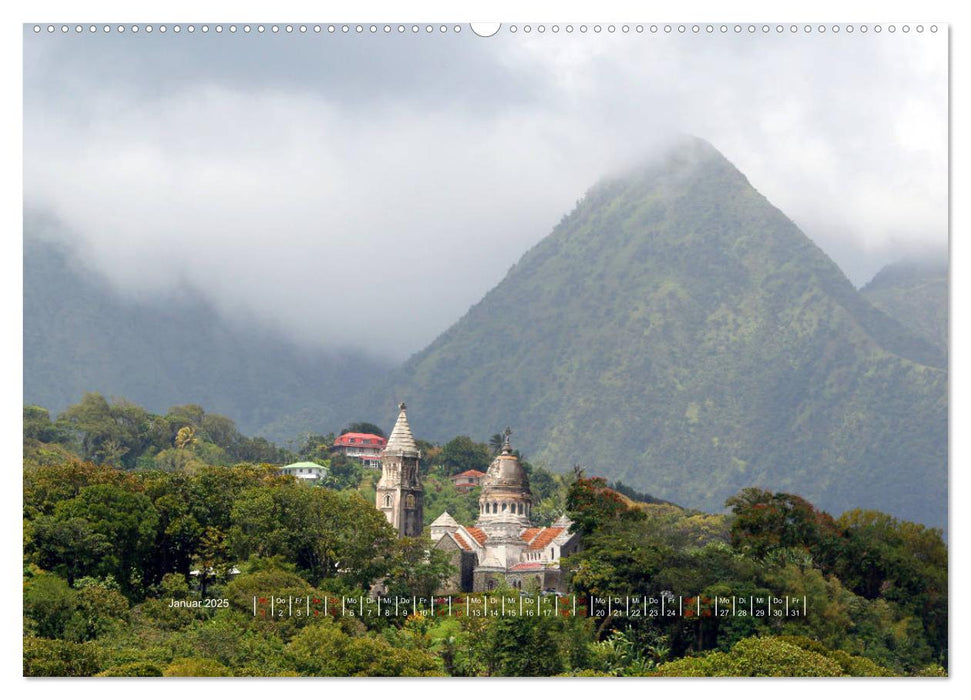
384;402;419;457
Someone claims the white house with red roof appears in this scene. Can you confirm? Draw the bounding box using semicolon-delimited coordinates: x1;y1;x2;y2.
448;469;487;492
332;432;387;469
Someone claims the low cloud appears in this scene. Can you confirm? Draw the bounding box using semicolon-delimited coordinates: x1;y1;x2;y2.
24;28;948;360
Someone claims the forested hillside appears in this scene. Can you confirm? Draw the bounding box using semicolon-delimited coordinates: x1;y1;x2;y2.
24;139;948;531
23;232;391;441
861;258;948;354
362;138;947;529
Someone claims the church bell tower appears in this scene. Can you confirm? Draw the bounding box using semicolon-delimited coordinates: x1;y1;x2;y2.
376;403;424;537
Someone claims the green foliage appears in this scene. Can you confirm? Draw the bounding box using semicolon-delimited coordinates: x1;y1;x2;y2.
170;611;289;673
224;568;314;611
566;475;644;536
527;465;559;501
228;485;396;588
637;504;730;550
726;487;841;565
58;393;155;468
419;594;591;678
654;635;896;677
64;580;130;642
382;536;455;599
24;405;73;446
24;573;77;639
26;393;297;475
53;484;159;595
24;459;139;519
24;573;129;644
322;452;364;491
433;435;492;477
163;657;233;676
586;626;668;676
834;508;947;659
485;613;566;676
26;517;111;588
422;474;480;526
285;620;443;676
23;637;104;676
21;411;946;676
96;661;164;676
654;636;845;677
721;489;947;670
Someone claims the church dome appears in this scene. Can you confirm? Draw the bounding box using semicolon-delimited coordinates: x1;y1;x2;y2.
485;448;530;490
476;429;533;534
481;429;530;493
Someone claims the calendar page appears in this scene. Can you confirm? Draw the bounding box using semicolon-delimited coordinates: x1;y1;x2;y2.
21;15;948;680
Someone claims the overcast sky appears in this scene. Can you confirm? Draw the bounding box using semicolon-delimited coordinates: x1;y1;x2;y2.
23;25;948;361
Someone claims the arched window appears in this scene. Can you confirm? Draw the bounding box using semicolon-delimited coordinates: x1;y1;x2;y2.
501;503;507;512
383;494;392;508
406;494;415;509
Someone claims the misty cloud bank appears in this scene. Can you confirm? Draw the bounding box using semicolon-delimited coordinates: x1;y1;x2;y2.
24;28;947;361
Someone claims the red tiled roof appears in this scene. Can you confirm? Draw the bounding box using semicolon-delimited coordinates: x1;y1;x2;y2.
520;528;543;544
527;527;564;550
451;532;471;551
509;562;545;572
333;433;387;447
465;527;488;545
451;469;486;479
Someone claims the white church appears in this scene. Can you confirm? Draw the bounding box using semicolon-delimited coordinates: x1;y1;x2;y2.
375;403;580;593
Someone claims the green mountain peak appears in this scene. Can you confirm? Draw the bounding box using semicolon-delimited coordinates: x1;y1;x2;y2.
367;139;946;528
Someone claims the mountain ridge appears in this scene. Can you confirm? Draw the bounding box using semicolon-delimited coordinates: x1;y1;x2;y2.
22;139;947;528
23;232;392;439
861;257;948;354
360;137;947;528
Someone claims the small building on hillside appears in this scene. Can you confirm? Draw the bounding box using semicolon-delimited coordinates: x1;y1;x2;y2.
281;461;328;483
332;432;387;469
448;469;486;492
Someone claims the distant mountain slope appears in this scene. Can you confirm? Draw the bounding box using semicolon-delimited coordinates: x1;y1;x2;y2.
23;235;391;440
861;258;948;355
362;138;947;529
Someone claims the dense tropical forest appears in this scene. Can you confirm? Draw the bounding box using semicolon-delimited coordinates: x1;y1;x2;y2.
23;395;947;677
